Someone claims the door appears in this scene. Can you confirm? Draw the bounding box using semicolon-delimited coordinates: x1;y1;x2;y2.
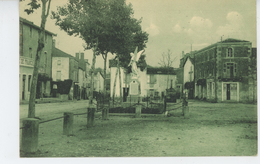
22;75;26;100
227;84;230;100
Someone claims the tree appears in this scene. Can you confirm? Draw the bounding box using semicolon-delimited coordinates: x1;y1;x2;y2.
52;0;110;105
158;49;176;88
22;0;52;118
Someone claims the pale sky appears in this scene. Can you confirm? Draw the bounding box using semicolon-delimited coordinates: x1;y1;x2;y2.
19;0;256;69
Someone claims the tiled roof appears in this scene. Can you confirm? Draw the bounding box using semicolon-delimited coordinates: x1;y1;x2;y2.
147;67;176;75
52;47;76;60
20;17;57;36
220;38;249;43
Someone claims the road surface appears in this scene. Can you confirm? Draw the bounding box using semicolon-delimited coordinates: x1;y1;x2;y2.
20;100;90;120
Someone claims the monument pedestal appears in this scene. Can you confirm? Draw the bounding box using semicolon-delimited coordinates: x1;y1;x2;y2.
127;95;141;103
127;78;141;104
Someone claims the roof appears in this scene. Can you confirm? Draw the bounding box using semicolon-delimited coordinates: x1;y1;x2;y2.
20;17;57;36
52;47;77;61
220;38;250;43
182;56;195;67
193;38;250;55
147;67;176;75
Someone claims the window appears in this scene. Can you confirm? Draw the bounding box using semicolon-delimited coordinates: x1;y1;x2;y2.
57;60;61;65
56;71;61;81
147;75;150;83
45;33;47;44
227;48;233;57
28;75;31;91
150;74;157;84
30;27;32;37
29;48;32;58
223;63;237;78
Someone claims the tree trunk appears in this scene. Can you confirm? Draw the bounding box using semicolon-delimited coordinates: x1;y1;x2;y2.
118;58;123;103
112;66;119;99
102;53;108;119
28;0;51;118
89;43;98;104
28;51;41;118
103;53;107;95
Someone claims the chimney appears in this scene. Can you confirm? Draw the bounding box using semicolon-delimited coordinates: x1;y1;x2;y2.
52;39;56;47
182;51;184;58
81;53;84;59
76;53;79;59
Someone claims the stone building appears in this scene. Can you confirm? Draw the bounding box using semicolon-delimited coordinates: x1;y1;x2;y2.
19;17;56;101
52;47;79;100
194;38;253;102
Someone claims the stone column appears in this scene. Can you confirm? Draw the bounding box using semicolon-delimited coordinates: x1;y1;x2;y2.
182;98;189;119
102;107;109;120
87;104;95;127
21;118;39;153
135;105;142;118
63;112;74;135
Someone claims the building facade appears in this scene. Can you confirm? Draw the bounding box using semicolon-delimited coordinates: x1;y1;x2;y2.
194;38;253;102
52;47;79;100
19;17;56;101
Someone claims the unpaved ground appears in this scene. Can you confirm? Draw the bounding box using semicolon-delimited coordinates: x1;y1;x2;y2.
20;100;257;157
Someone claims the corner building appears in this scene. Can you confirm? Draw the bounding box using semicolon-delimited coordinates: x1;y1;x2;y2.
194;38;253;102
19;17;56;101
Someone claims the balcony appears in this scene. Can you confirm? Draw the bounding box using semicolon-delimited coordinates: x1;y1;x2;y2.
20;56;34;67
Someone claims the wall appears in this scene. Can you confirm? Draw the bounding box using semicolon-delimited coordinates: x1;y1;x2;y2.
183;58;194;85
69;58;78;82
20;20;53;101
110;67;124;97
52;57;69;81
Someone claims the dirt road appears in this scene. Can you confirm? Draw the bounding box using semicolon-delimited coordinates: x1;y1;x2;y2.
20;100;257;157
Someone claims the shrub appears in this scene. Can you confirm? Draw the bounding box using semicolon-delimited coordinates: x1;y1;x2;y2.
109;106;164;114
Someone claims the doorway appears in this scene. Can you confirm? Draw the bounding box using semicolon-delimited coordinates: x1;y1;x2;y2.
227;84;230;100
22;75;26;100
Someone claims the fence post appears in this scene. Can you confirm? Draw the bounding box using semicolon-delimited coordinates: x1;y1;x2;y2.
182;98;189;118
163;97;167;116
102;97;109;120
147;94;148;108
21;118;39;153
63;112;74;135
135;105;142;118
87;103;95;127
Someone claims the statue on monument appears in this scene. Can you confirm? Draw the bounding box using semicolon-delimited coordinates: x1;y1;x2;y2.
128;47;144;78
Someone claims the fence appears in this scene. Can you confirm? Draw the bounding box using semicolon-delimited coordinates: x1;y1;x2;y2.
20;96;189;153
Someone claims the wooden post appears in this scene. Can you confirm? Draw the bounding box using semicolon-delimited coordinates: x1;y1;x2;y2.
21;118;39;153
102;107;109;120
182;98;189;118
87;104;95;127
163;97;167;116
135;105;142;118
63;112;74;135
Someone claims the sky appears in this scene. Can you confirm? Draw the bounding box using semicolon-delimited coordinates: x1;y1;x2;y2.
19;0;257;69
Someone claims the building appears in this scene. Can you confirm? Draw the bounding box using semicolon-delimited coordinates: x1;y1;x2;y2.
76;53;88;99
52;47;79;100
19;17;56;101
194;38;253;102
182;56;195;98
93;71;105;93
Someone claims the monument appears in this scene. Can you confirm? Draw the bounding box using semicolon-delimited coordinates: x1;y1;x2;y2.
127;47;144;103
